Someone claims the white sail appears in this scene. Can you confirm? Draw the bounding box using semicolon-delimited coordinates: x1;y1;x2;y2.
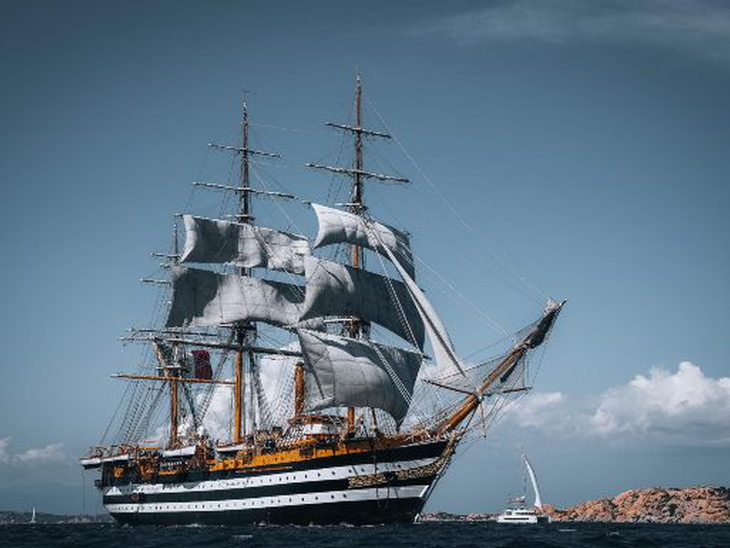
166;266;307;328
180;215;310;274
311;204;415;277
524;455;543;510
297;329;422;423
300;257;425;349
368;224;466;377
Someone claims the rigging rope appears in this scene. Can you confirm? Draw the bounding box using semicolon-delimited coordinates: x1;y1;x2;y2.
363;92;550;305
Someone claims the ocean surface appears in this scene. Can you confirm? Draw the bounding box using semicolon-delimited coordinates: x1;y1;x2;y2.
2;521;730;548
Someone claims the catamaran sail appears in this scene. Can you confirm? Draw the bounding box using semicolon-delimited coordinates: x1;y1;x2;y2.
525;455;543;510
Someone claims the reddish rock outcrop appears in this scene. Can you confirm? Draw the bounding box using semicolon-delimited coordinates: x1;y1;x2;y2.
546;486;730;524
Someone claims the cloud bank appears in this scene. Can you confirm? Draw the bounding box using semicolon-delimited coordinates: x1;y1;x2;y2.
415;0;730;64
506;361;730;447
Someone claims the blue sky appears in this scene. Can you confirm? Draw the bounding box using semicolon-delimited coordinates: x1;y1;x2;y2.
1;0;729;514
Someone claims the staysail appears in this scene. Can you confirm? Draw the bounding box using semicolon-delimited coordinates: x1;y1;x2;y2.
297;329;422;423
180;215;309;274
311;204;415;277
367;223;467;377
300;257;425;349
166;266;306;328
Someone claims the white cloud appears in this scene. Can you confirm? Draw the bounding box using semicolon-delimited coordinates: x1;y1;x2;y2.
414;0;730;64
0;437;66;466
504;361;730;447
14;443;65;464
508;391;565;428
589;361;730;444
0;437;12;465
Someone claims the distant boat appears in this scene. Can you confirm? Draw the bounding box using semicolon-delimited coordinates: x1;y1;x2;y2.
29;508;36;524
496;455;549;524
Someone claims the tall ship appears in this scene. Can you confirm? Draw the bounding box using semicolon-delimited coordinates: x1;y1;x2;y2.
80;75;565;525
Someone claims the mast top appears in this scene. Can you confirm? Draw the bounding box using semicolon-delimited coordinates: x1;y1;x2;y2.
307;73;409;206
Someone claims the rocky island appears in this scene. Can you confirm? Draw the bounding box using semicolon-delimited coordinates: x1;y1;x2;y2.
421;486;730;524
545;486;730;524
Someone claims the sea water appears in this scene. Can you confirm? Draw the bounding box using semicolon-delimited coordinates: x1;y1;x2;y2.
2;521;730;548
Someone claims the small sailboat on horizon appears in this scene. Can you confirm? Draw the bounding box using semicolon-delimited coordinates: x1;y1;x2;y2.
29;508;36;525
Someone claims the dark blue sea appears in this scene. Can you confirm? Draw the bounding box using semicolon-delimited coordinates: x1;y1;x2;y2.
2;522;730;548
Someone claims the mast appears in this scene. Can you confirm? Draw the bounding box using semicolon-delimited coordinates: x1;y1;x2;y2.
353;72;364;216
306;72;408;434
170;374;179;447
170;224;181;448
294;361;305;415
234;100;252;444
128;102;287;448
234;328;245;444
347;73;364;433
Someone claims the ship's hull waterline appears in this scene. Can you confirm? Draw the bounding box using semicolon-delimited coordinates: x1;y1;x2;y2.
103;440;449;525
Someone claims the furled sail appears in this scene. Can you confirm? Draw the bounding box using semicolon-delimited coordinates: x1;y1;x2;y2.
311;204;415;277
300;257;425;349
297;329;422;423
486;355;525;395
180;215;310;274
368;224;467;377
166;266;306;328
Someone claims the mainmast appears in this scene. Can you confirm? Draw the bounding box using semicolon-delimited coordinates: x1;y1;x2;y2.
307;73;409;433
347;74;364;432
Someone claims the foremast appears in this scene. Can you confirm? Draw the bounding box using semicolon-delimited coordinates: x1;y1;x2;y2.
111;98;298;453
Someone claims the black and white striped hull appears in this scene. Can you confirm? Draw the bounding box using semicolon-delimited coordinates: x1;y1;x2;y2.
103;440;449;525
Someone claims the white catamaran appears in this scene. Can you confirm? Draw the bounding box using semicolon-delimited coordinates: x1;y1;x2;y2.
497;455;549;524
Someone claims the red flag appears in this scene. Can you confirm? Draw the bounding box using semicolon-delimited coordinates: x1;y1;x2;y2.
192;350;212;380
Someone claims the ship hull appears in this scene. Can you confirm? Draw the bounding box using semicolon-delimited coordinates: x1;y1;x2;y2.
103;439;449;526
110;491;428;526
